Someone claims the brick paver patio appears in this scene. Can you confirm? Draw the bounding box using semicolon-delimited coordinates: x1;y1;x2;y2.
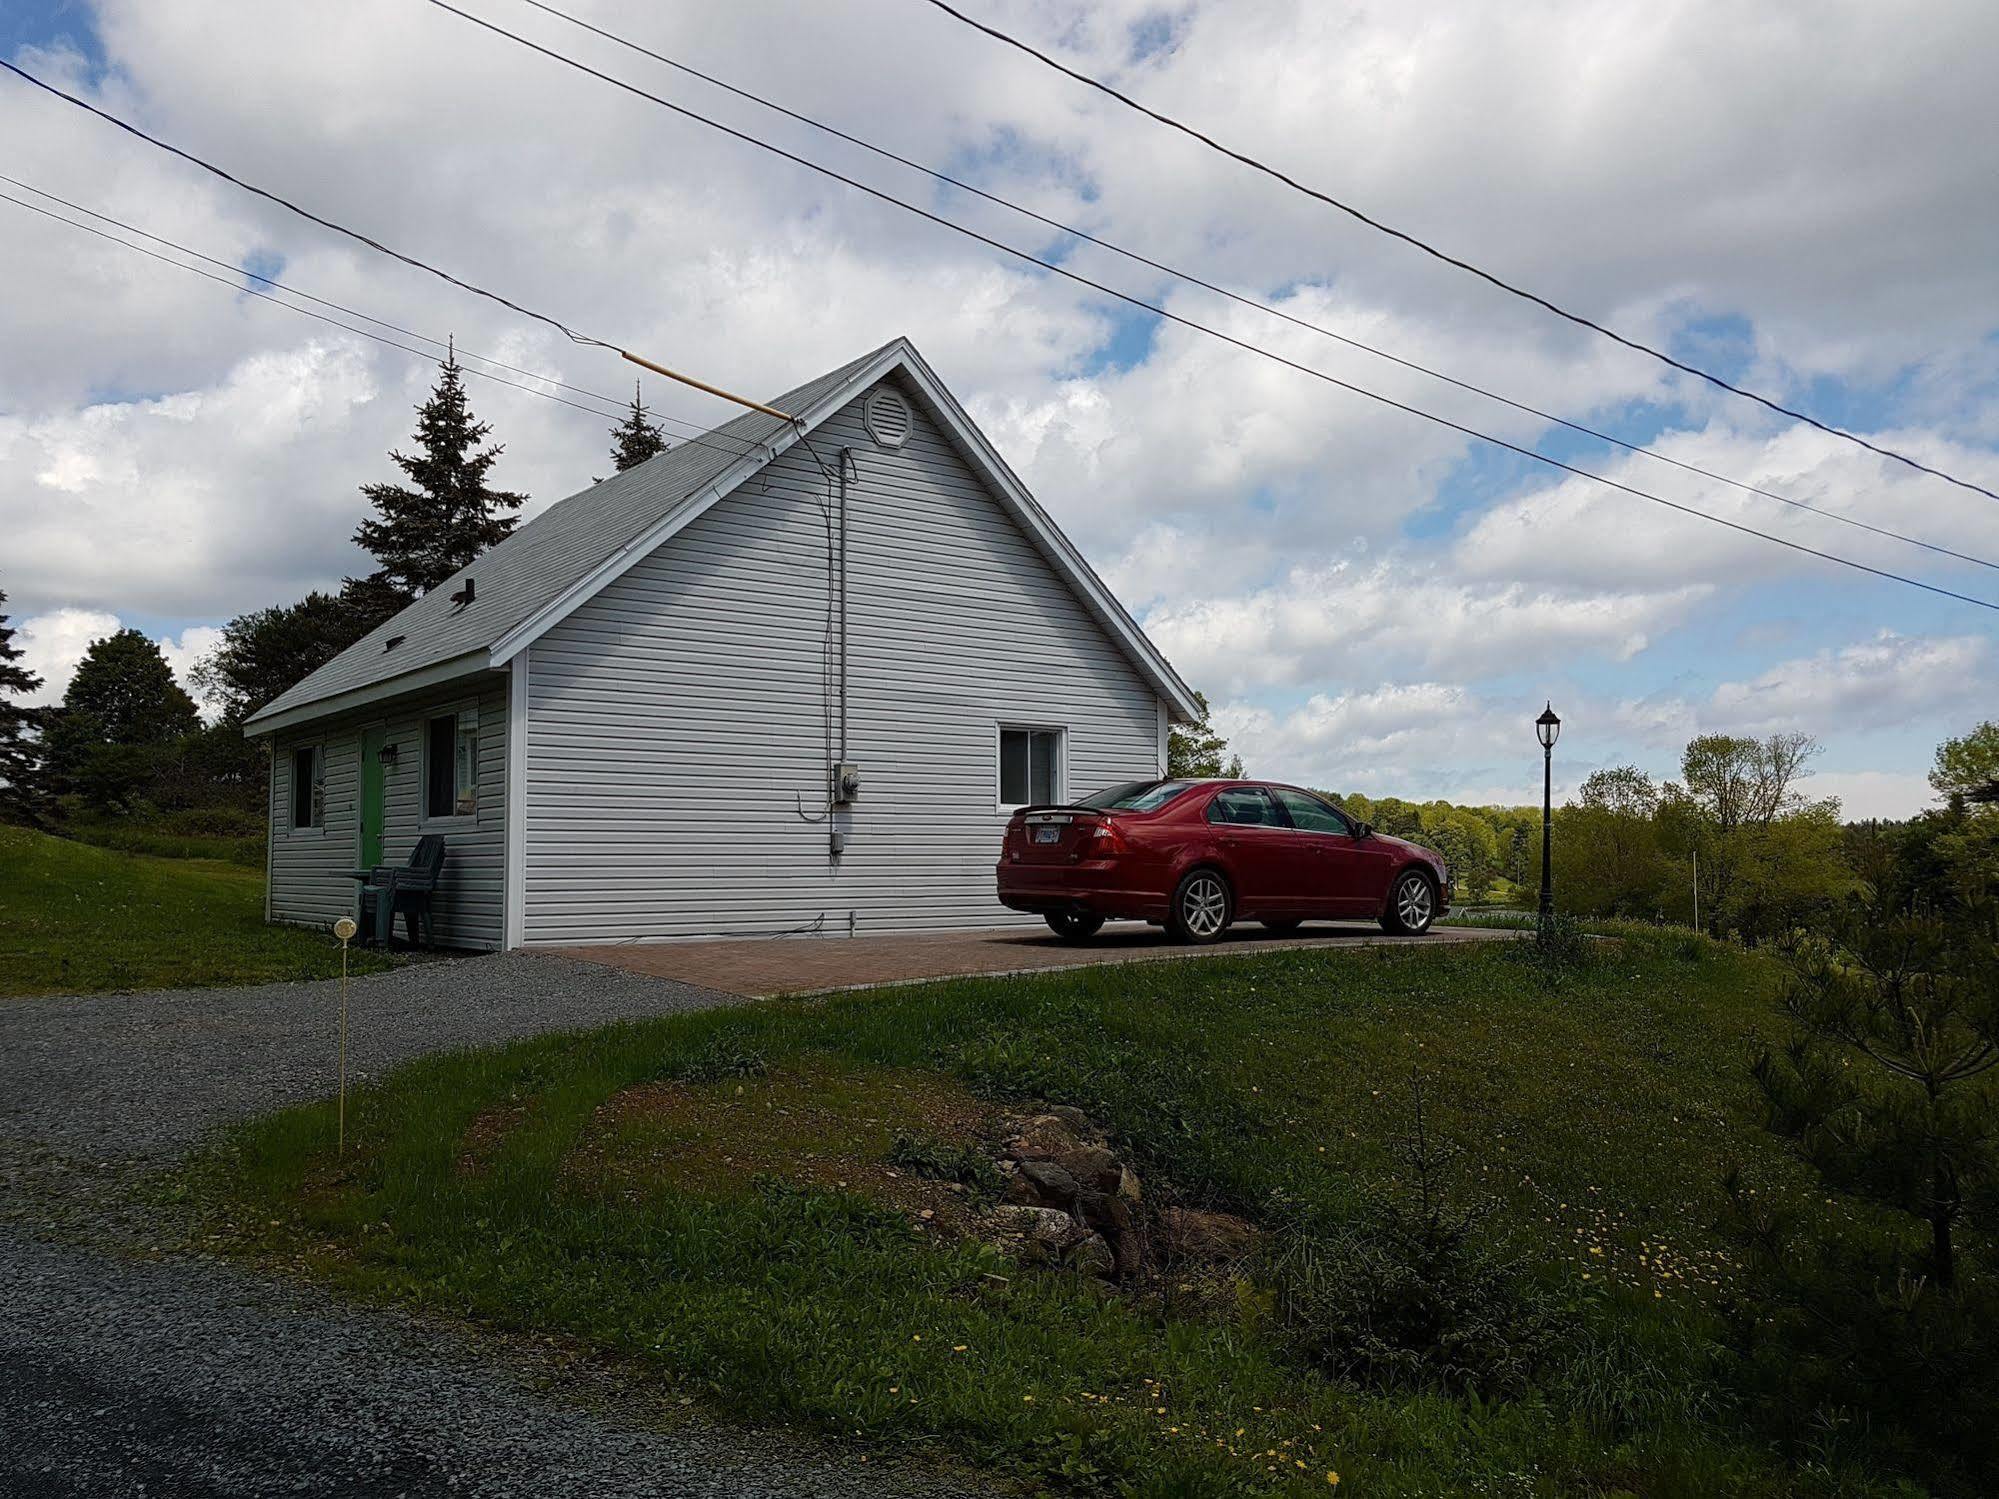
548;920;1511;998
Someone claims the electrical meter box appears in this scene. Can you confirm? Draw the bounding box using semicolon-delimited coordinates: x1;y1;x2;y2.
830;762;862;805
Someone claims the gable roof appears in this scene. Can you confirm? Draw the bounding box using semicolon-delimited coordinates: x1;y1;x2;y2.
246;337;1199;735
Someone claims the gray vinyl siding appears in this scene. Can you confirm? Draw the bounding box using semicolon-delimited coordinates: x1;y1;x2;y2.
268;678;509;950
521;376;1163;943
267;722;363;933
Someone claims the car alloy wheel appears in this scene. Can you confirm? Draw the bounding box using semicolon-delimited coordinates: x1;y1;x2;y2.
1389;871;1435;935
1174;870;1230;943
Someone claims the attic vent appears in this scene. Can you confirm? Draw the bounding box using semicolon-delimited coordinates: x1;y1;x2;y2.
864;387;910;449
383;634;406;653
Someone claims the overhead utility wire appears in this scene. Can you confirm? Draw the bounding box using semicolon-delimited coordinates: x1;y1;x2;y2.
914;0;1999;507
0;172;763;456
0;55;796;424
417;0;1999;614
0;189;767;463
514;0;1999;576
2;174;602;412
0;190;610;418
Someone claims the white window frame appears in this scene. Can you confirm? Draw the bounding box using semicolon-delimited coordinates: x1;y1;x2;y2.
419;700;482;827
288;741;326;835
995;722;1067;812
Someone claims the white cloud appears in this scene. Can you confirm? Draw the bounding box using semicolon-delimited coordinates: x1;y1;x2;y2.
15;609;223;718
15;608;121;706
1217;682;1544;798
1707;631;1990;732
1208;629;1995;807
1616;630;1993;743
1144;558;1706;694
1808;770;1935;822
158;625;227;720
1454;422;1999;595
0;342;388;619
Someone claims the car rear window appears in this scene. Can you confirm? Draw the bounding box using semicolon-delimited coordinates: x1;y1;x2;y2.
1075;780;1195;812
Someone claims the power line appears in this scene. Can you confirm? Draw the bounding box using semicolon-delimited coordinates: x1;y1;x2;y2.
0;174;606;410
0;189;616;417
418;0;1999;614
512;0;1999;577
0;187;769;463
913;0;1999;507
0;171;764;456
0;55;608;351
0;55;797;424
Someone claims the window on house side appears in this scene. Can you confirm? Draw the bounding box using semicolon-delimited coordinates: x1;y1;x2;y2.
999;727;1062;807
290;744;324;830
426;711;478;818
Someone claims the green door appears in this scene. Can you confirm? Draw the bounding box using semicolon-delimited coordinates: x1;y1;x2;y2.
359;727;386;870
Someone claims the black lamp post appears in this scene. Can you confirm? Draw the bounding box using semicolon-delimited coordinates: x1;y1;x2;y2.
1536;702;1561;922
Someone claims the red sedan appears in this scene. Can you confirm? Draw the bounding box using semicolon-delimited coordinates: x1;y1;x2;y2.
996;778;1450;943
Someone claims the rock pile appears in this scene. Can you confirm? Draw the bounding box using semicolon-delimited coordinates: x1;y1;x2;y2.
981;1105;1261;1282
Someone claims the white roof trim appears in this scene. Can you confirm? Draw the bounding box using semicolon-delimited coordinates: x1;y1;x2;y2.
242;650;495;737
486;339;1202;723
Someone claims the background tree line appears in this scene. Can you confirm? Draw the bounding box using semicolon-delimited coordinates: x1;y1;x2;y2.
1323;730;1914;946
0;363;669;847
1546;731;1856;940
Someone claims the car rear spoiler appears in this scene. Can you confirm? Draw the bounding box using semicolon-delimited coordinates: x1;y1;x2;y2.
1014;803;1106;818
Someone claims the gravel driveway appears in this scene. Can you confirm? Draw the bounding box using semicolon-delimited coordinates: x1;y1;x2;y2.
0;954;999;1497
2;951;739;1159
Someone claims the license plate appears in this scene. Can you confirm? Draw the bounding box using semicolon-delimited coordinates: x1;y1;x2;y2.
1033;825;1061;844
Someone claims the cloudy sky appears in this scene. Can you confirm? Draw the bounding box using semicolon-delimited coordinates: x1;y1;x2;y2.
4;0;1996;816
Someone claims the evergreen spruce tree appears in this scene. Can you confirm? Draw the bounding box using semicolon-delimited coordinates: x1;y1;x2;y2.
609;382;669;472
0;589;44;820
352;348;525;597
334;571;416;641
1753;869;1999;1289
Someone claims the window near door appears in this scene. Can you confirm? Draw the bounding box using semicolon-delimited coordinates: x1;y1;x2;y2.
290;744;324;830
999;726;1062;807
1206;786;1285;826
425;708;479;819
1271;787;1352;834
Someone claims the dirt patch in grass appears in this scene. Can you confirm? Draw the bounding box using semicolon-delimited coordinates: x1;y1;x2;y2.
567;1057;998;1236
457;1100;531;1177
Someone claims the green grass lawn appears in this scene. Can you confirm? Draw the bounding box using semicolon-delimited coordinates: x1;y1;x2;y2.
61;806;267;866
1;824;391;997
198;930;1931;1497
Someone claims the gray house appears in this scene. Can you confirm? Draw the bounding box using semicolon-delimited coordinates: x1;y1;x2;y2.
245;338;1200;949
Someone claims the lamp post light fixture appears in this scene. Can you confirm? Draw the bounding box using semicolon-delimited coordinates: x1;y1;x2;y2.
1535;703;1561;924
332;915;357;1152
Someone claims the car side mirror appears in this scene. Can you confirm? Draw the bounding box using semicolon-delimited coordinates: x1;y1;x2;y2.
1355;821;1373;839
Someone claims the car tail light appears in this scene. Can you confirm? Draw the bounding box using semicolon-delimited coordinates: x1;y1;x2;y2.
1082;817;1129;855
